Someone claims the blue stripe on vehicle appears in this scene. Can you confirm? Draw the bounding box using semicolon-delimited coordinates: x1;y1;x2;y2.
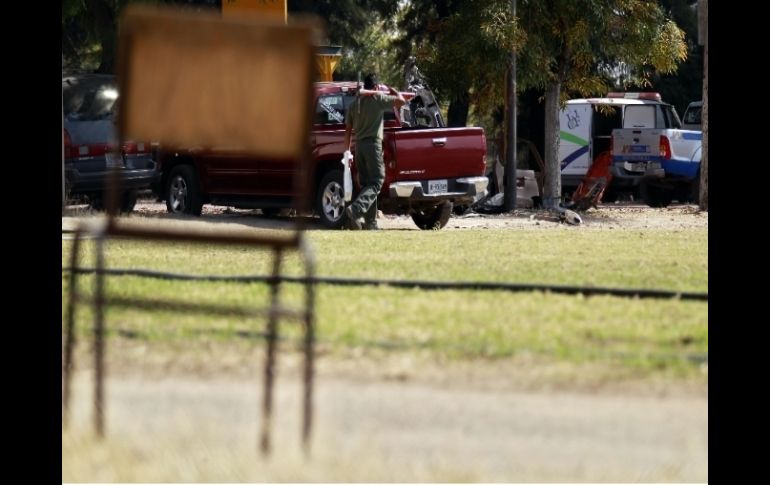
560;145;589;170
612;155;664;163
682;132;702;141
662;160;700;178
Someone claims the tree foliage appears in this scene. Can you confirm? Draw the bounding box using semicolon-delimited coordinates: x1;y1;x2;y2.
518;0;688;99
651;0;703;116
63;0;126;73
333;14;402;87
513;0;688;205
288;0;398;49
62;0;219;73
63;0;401;76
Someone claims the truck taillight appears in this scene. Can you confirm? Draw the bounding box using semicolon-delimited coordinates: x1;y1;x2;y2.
121;141;151;154
481;131;487;171
659;135;672;159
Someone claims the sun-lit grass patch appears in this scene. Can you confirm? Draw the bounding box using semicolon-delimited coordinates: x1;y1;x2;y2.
62;225;707;377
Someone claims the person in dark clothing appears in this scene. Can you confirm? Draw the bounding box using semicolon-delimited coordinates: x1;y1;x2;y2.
343;73;406;230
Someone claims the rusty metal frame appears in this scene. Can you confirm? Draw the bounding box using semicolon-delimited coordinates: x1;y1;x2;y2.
62;218;316;456
62;5;319;457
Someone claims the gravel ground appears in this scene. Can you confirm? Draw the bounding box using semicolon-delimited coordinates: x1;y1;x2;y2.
64;198;708;232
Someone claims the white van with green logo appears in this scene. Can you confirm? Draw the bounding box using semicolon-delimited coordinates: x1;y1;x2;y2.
559;93;672;198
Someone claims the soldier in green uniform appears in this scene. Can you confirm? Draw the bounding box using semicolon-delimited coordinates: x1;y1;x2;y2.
344;73;406;230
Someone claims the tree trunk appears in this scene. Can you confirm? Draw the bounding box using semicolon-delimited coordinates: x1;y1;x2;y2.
447;92;469;127
543;80;561;209
699;0;708;211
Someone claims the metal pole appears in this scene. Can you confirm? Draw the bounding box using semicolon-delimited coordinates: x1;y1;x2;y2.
260;249;283;456
699;0;708;210
62;229;83;427
62;55;66;211
94;232;106;438
504;0;518;211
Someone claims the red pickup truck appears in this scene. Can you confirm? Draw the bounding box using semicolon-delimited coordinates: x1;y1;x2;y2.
156;82;488;230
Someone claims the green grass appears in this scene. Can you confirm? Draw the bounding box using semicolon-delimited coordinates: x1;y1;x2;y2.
66;227;708;291
62;226;708;377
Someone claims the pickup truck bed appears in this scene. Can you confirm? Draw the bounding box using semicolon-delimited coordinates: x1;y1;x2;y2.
158;82;488;229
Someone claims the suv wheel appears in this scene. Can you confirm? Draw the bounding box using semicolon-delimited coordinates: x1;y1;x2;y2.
166;165;203;216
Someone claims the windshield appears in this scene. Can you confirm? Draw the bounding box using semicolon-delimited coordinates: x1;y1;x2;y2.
683;106;701;125
63;76;119;121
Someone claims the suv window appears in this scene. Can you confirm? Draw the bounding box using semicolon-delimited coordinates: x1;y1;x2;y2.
683;105;701;125
63;76;119;121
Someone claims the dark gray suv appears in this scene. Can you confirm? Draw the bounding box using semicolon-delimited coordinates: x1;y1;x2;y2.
63;73;159;211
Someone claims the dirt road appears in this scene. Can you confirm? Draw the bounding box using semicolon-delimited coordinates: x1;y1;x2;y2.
63;354;707;482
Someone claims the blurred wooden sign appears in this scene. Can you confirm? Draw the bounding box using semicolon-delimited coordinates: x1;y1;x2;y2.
222;0;287;23
116;5;314;159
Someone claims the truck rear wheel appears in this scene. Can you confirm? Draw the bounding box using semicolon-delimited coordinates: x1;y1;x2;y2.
639;180;672;208
88;190;138;213
690;175;701;204
411;201;452;230
316;169;346;229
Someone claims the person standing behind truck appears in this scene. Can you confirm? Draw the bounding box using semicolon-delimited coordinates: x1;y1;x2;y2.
343;73;406;230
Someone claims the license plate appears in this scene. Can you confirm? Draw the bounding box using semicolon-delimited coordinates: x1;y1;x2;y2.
629;144;649;153
428;179;448;194
623;161;646;172
105;151;124;168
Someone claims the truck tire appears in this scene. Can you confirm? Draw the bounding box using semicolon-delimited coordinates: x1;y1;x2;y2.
411;201;453;230
261;208;282;218
690;175;701;204
600;188;619;203
88;190;138;214
316;169;346;229
639;180;672;208
120;190;138;213
165;165;203;216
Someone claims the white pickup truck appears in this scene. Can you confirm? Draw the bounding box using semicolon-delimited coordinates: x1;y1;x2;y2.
610;94;701;207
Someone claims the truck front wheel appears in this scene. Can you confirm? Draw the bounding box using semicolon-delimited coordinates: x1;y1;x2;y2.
411;201;453;230
316;169;346;229
165;165;203;216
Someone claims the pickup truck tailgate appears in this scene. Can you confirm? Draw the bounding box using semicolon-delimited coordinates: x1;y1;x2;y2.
389;127;486;181
612;128;701;178
612;129;662;162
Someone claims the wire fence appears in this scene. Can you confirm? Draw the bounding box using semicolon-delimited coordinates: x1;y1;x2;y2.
61;266;708;301
61;265;708;367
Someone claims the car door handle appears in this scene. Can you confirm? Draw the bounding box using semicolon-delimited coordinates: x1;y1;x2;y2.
432;137;447;146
